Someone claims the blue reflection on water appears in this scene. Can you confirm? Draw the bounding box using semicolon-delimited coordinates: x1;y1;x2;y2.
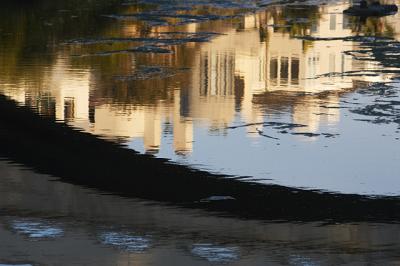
100;232;150;252
191;243;239;263
11;220;63;239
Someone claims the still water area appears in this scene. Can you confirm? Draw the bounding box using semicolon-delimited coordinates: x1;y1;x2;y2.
0;0;400;264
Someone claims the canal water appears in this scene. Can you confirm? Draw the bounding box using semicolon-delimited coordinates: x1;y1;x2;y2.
1;0;400;264
1;159;400;265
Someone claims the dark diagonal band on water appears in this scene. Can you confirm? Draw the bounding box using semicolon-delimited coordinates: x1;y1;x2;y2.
1;95;400;223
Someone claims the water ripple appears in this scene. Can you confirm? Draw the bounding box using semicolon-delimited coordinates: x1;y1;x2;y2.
11;220;63;239
100;231;151;252
191;243;240;263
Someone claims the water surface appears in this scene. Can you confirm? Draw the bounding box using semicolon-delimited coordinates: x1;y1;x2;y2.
1;0;400;195
1;160;400;265
1;0;400;264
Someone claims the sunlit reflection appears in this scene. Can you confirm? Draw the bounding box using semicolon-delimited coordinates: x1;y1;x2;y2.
1;0;400;265
1;0;399;194
0;1;392;151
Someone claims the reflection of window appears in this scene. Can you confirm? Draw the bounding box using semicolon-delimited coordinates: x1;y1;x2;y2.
64;97;75;120
270;57;278;85
180;88;190;116
330;14;336;30
311;23;318;33
200;54;209;96
36;92;56;117
89;106;95;123
342;15;350;29
280;57;289;84
234;76;244;110
29;92;56;118
307;55;319;77
291;58;300;85
199;52;234;96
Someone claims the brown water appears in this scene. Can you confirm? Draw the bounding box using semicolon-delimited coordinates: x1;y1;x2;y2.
1;160;400;265
1;0;400;264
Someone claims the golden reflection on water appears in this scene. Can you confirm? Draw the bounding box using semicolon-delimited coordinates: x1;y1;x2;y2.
0;0;398;154
2;1;400;264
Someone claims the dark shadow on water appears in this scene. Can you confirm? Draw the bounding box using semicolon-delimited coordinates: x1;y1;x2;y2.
1;92;400;223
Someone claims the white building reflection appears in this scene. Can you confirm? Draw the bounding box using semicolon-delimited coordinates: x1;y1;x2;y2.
0;1;394;154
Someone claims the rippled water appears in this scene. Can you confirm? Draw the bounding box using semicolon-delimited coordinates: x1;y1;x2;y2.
2;0;399;196
1;160;400;265
10;220;63;239
100;231;151;252
191;244;240;263
1;0;400;264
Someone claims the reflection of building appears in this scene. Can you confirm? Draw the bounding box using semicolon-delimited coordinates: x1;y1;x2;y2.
173;90;193;154
264;3;355;134
266;3;354;93
1;57;91;128
49;59;90;129
1;1;396;154
92;105;163;153
188;7;350;137
189;14;267;133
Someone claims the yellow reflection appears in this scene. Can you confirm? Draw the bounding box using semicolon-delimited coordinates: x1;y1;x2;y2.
0;0;396;153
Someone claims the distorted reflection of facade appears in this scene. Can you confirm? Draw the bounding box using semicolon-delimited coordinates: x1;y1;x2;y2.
266;3;353;92
264;3;354;133
0;1;394;154
190;13;267;135
91;91;193;154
